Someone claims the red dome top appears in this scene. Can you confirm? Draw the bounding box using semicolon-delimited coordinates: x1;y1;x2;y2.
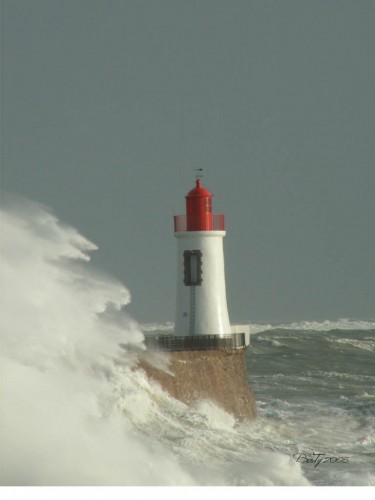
185;179;213;231
186;179;213;199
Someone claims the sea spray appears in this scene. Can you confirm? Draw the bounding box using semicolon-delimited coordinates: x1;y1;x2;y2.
0;198;195;485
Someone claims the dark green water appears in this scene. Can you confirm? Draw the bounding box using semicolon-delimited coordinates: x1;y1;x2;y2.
247;327;375;485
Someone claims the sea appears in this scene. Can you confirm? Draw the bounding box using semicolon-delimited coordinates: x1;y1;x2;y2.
141;319;375;487
1;198;374;488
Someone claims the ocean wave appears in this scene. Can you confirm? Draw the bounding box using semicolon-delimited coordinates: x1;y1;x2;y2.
326;337;375;352
140;322;174;333
249;318;375;334
143;319;375;335
255;336;284;347
307;370;375;382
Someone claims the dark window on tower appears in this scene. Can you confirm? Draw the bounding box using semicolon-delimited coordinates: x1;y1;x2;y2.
183;250;202;286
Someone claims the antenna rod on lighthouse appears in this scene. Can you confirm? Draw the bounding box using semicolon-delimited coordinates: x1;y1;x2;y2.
194;167;203;179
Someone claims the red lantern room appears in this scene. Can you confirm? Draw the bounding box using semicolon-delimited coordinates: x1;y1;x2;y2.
185;179;213;231
173;179;225;232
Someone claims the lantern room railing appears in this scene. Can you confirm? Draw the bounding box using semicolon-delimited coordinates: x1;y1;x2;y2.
174;214;225;232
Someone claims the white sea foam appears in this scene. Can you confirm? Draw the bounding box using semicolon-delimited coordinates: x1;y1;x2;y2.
196;400;236;430
143;318;375;336
256;336;284;346
140;321;174;332
0;199;195;486
327;337;375;352
248;318;375;333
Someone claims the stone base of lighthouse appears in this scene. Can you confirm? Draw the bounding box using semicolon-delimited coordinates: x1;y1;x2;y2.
137;348;257;422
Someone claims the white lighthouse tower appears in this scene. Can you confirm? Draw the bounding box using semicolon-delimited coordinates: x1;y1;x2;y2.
141;176;256;420
173;178;249;344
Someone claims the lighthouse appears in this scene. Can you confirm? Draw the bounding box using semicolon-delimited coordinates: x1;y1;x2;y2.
140;176;256;421
174;178;231;336
171;177;250;347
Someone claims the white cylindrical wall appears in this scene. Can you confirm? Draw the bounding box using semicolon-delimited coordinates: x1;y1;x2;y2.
174;231;231;336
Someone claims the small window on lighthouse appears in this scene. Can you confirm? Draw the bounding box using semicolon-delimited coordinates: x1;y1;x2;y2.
184;250;202;286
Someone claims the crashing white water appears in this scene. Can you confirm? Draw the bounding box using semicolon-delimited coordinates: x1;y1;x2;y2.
0;197;309;486
142;319;375;336
246;318;375;334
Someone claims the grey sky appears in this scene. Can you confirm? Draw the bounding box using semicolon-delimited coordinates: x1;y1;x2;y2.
2;0;374;324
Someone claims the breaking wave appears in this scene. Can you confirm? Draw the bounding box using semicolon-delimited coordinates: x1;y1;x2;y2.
142;319;375;336
247;318;375;334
